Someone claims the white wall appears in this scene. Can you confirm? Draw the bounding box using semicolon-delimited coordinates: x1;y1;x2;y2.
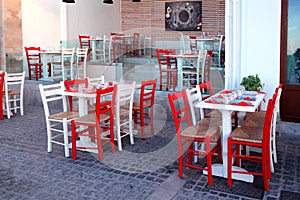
239;0;281;108
66;0;120;47
22;0;61;48
22;0;120;48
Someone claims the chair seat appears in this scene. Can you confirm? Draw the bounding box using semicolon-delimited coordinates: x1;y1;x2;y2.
230;127;263;143
49;111;78;120
73;112;110;124
245;111;266;119
132;102;151;110
7;90;20;95
205;110;237;119
241;117;264;129
196;117;222;127
181;125;219;139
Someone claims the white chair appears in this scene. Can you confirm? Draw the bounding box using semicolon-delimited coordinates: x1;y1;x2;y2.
103;35;112;63
182;50;208;88
186;85;222;163
76;48;88;79
115;82;136;151
39;82;78;157
51;48;75;81
3;71;25;119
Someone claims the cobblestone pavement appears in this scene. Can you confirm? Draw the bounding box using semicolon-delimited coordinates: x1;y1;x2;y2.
0;106;299;200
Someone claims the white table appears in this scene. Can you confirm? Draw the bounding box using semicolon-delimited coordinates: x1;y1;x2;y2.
165;54;198;91
195;90;266;183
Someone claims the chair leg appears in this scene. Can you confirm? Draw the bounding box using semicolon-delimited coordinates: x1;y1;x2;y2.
71;120;77;160
63;118;70;157
178;138;184;178
46;120;53;153
206;140;213;185
227;137;233;186
110;124;116;153
150;108;154;136
96;126;104;161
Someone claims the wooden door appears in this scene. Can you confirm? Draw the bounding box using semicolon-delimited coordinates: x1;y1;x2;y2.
280;0;300;122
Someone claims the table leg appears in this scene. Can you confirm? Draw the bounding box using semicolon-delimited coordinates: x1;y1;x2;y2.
203;110;254;183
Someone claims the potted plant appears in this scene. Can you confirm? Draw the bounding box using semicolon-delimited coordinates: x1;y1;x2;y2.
240;74;264;91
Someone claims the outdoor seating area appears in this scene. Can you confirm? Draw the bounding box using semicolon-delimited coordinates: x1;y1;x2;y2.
0;0;299;200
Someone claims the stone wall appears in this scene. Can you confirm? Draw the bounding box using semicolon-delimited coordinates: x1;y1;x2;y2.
0;0;23;72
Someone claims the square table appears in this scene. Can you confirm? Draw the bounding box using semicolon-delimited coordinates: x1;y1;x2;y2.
195;90;266;182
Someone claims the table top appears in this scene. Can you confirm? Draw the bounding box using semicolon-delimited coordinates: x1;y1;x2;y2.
195;90;266;112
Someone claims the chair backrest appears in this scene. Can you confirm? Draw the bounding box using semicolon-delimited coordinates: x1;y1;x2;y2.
78;35;91;49
262;95;277;151
62;48;75;63
39;82;68;118
185;85;205;125
156;49;176;70
64;78;89;111
189;35;198;53
168;90;192;134
133;33;140;49
202;51;212;83
4;71;25;91
76;48;88;79
139;79;157;108
115;82;136;114
95;85;117;131
24;46;42;66
199;81;213;100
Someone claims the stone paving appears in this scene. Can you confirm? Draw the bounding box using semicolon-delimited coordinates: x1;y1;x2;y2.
0;105;299;200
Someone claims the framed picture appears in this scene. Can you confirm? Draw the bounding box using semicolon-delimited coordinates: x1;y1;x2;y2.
165;1;202;31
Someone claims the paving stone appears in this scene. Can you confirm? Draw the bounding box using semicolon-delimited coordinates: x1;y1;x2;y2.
0;103;299;199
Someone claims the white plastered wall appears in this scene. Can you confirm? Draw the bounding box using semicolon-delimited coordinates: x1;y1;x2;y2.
239;0;281;109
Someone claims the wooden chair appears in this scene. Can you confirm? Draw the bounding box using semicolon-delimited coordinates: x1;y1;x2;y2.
241;84;283;172
24;47;44;80
76;48;88;79
78;35;91;61
168;90;221;185
0;72;5;120
39;82;79;157
115;82;136;151
3;71;26;119
64;78;89;111
50;48;75;81
227;96;277;191
156;49;178;91
71;85;117;161
132;33;140;56
133;79;157;140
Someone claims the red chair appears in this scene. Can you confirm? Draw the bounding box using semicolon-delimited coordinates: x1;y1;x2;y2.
0;72;5;120
78;35;92;60
71;85;117;161
64;78;89;111
24;47;44;80
133;79;157;140
168;90;221;185
111;36;122;63
227;96;277;191
156;49;178;91
132;33;140;56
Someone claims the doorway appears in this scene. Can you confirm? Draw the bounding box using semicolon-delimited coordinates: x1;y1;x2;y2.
280;0;300;122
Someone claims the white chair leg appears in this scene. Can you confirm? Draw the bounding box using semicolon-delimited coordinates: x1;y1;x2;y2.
63;118;70;157
47;121;52;153
13;95;17;113
117;124;122;152
129;114;134;145
5;95;10;119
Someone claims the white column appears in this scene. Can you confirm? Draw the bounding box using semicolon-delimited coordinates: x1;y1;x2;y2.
224;0;232;89
60;3;67;48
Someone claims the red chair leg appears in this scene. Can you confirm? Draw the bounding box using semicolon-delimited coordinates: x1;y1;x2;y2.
227;137;233;186
188;143;193;165
71;121;77;160
206;140;213;185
